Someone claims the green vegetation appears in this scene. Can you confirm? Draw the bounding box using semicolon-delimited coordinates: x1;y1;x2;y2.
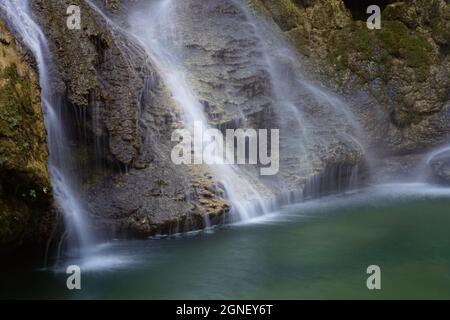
0;64;38;156
0;65;27;138
330;19;433;82
329;23;376;76
379;21;432;77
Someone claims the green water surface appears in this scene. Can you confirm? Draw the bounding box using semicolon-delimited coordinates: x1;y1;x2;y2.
2;184;450;299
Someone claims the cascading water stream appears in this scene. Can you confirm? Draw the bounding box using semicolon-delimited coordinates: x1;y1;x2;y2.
201;0;366;198
238;0;367;197
413;143;450;183
0;1;93;256
127;0;274;221
126;0;368;219
426;145;450;164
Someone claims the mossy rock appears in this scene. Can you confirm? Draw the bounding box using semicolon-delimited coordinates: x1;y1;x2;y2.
430;3;450;47
0;19;53;247
249;0;304;31
329;17;434;82
378;21;433;75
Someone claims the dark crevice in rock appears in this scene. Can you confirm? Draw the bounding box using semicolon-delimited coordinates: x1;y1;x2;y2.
89;34;110;65
440;43;450;55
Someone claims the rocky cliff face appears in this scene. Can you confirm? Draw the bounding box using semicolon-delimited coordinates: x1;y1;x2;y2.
247;0;450;179
0;18;53;248
31;0;229;237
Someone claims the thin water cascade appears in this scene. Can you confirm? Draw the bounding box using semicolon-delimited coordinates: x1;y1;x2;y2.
128;0;274;222
414;143;450;184
425;145;450;167
0;1;93;256
233;0;367;197
86;1;276;222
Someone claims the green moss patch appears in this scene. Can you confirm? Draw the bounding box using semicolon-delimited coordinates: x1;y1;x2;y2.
0;64;33;149
379;21;432;73
329;19;433;82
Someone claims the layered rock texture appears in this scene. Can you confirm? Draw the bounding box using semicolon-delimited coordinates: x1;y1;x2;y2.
0;18;53;247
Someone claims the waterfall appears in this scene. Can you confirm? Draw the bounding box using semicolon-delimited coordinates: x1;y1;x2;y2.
124;0;366;221
127;0;364;209
236;0;366;193
0;1;93;254
413;143;450;183
126;0;274;221
426;145;450;164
